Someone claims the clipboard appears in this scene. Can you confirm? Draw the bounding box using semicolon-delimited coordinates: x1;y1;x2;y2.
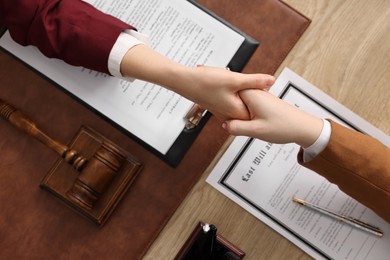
188;0;259;73
0;1;258;168
163;0;258;167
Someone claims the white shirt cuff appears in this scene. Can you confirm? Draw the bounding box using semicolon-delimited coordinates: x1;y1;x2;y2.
303;119;331;162
108;29;150;79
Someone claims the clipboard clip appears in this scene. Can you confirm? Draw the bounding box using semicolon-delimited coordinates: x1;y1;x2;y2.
184;104;208;130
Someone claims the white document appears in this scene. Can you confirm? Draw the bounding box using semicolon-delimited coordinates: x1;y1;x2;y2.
207;68;390;260
0;0;244;154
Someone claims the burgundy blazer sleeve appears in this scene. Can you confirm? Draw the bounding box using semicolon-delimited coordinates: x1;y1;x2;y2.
298;120;390;223
0;0;135;74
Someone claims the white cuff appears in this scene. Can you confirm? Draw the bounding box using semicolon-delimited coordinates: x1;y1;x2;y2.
303;119;331;162
108;29;150;80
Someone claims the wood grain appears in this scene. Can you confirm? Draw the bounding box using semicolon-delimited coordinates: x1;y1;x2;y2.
144;0;390;259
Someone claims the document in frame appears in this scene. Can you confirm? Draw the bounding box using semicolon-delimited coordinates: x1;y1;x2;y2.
0;0;245;164
206;68;390;260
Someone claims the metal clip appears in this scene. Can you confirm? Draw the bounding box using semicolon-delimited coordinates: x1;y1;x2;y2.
184;104;208;130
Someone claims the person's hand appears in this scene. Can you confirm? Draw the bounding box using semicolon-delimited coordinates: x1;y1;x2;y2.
120;44;274;121
172;65;275;121
222;89;323;148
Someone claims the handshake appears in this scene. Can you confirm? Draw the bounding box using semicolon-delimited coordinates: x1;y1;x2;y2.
182;66;323;149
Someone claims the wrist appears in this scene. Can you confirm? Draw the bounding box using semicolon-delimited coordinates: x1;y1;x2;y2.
162;66;201;100
296;115;323;148
161;65;193;92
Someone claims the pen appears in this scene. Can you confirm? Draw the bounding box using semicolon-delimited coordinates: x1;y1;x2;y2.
292;197;384;237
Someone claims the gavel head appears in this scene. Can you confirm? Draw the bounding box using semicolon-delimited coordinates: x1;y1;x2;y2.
67;141;126;210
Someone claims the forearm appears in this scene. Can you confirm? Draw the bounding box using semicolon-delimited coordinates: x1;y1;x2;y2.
298;120;390;222
120;44;191;93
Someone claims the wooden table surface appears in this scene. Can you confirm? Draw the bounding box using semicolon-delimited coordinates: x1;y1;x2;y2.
143;0;390;259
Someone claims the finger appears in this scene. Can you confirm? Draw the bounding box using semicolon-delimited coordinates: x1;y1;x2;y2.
222;119;260;137
239;89;263;111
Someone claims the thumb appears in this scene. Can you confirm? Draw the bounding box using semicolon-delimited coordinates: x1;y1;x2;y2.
222;119;258;137
240;74;275;91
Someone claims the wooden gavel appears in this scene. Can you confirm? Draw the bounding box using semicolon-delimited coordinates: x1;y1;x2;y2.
0;99;126;210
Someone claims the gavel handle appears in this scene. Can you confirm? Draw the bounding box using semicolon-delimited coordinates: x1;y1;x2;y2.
0;99;87;171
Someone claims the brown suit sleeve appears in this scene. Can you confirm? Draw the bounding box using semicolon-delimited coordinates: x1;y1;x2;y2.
298;120;390;223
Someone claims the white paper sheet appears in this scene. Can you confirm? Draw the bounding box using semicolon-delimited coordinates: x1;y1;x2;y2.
207;68;390;260
0;0;244;154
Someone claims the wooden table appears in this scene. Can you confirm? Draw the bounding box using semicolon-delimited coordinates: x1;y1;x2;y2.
143;0;390;259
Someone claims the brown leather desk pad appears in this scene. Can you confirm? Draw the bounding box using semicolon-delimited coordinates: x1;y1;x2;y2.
0;1;310;259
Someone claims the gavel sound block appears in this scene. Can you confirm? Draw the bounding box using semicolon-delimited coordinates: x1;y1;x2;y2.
0;99;142;226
